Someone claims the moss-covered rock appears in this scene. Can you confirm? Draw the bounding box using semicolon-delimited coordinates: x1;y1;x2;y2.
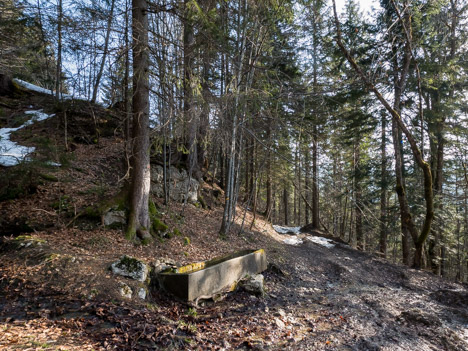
110;255;149;282
148;200;169;237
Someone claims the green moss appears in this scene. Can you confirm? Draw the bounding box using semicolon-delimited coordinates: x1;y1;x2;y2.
173;228;182;237
149;200;169;237
116;255;143;273
14;235;45;244
51;195;70;211
84;206;101;219
198;195;207;209
183;237;191;245
11;235;46;249
125;227;136;241
148;199;159;218
11;80;24;97
141;237;152;246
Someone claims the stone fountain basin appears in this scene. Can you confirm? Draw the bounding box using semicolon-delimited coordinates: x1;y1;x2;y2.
158;249;267;301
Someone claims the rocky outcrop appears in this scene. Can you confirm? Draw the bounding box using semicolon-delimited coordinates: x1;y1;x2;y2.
242;274;265;296
150;165;199;204
102;210;126;227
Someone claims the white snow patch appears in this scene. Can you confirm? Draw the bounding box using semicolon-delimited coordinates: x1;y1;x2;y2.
306;236;335;248
273;225;301;235
13;79;72;100
283;236;303;246
0;110;55;166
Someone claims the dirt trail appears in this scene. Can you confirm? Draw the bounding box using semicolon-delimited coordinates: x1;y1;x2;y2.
1;233;467;350
267;238;468;350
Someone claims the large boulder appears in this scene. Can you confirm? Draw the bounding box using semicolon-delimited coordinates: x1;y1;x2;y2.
150;165;199;203
111;255;149;282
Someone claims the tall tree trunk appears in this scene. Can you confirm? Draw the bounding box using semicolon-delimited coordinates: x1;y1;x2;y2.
379;112;388;257
294;150;298;225
92;0;115;103
283;186;289;226
265;121;273;221
392;119;411;265
312;127;320;229
183;0;199;178
55;0;62;99
354;141;363;250
220;0;247;234
305;143;310;224
127;0;150;241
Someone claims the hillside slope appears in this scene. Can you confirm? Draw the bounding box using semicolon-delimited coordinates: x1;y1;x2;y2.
0;86;467;350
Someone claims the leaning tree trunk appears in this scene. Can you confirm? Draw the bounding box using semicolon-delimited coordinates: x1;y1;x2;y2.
332;0;434;269
126;0;151;241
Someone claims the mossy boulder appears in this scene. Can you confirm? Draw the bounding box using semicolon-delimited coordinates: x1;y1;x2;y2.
110;255;149;282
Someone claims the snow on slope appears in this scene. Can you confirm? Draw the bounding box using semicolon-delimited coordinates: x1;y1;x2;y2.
306;236;335;248
13;79;73;100
0;110;55;167
273;225;336;248
272;225;301;234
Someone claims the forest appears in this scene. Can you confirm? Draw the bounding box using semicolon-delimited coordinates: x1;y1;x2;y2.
2;0;468;280
0;0;468;349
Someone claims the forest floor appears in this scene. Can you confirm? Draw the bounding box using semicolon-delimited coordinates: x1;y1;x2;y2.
0;88;468;350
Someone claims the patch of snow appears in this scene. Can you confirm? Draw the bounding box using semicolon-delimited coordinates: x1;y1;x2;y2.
306;236;335;248
273;225;301;235
46;161;61;167
24;110;54;124
283;236;303;246
0;110;55;167
13;79;72;100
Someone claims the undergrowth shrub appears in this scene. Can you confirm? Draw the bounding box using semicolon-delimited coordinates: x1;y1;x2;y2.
0;161;41;201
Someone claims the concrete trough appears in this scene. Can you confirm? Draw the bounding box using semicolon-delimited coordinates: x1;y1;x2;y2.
158;249;267;301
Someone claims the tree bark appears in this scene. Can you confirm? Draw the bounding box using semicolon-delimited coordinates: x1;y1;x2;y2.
283;186;289;226
305;142;310;224
354;141;363;250
312;127;320;229
379;112;388;257
55;0;62;99
126;0;151;241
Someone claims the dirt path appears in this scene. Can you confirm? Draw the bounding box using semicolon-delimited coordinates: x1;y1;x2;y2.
1;233;467;350
267;237;468;350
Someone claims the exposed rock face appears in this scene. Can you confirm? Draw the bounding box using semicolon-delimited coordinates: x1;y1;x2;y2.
111;255;149;282
138;288;147;300
150;165;199;203
242;274;264;295
103;210;126;226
